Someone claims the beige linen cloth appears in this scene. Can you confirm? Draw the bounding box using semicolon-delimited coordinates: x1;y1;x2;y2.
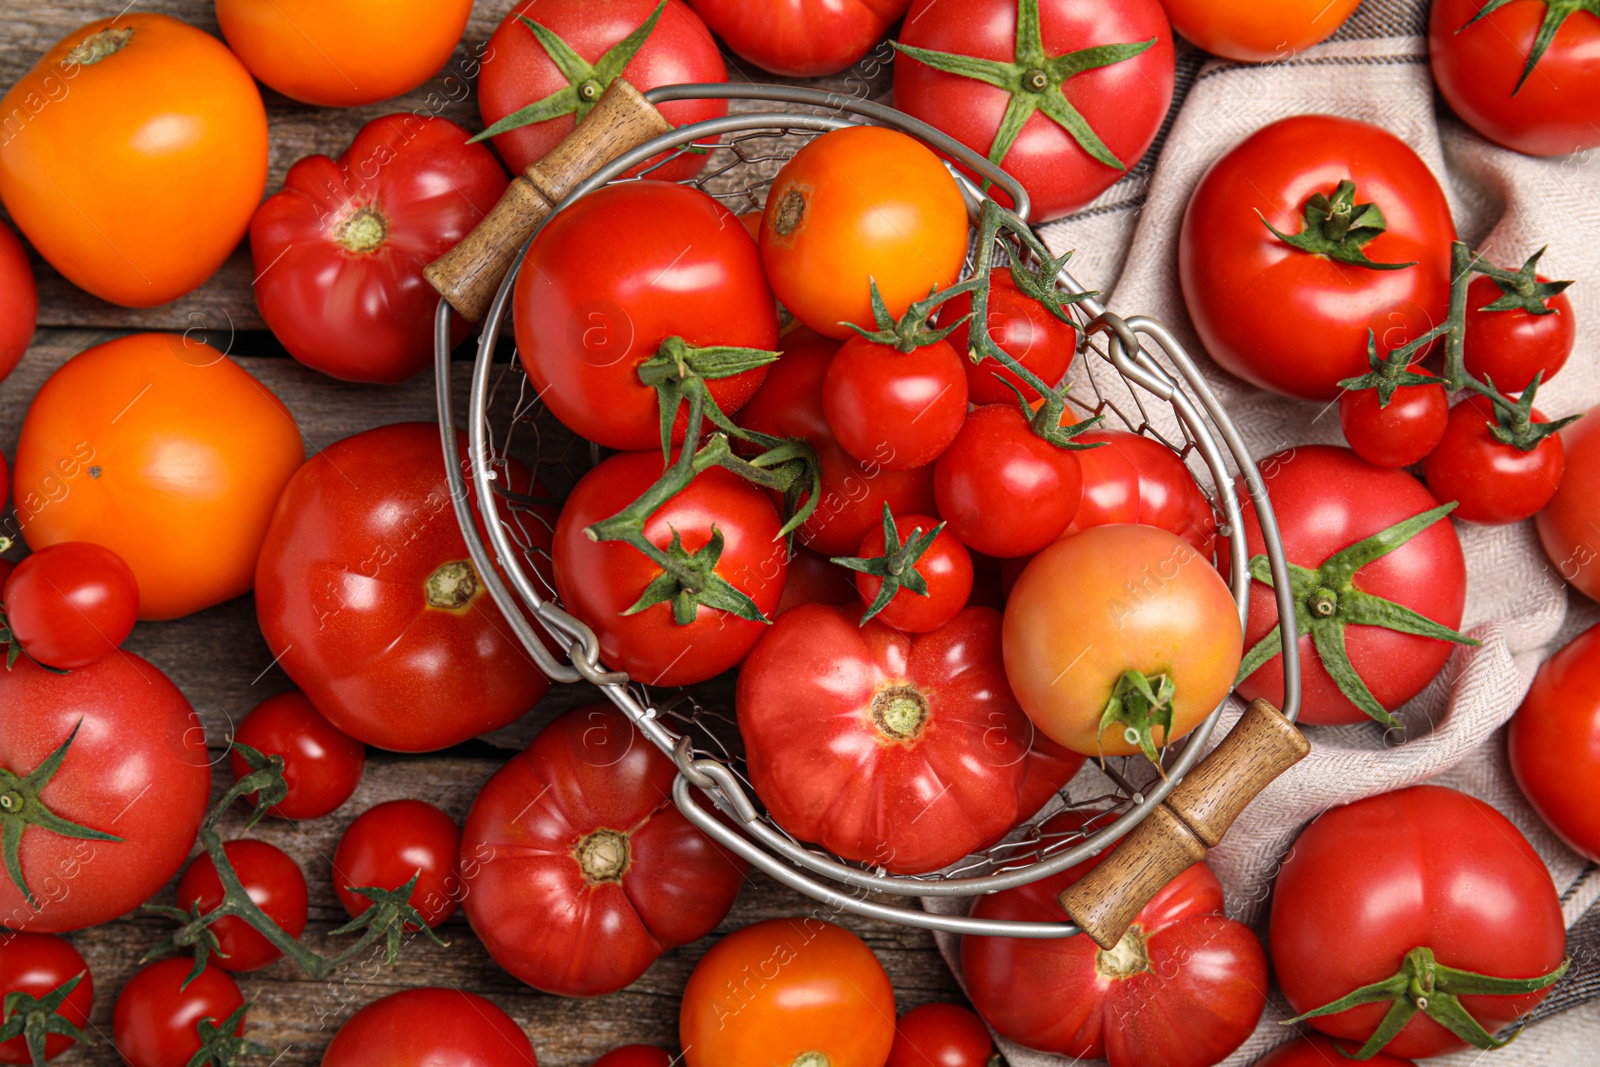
914;1;1600;1062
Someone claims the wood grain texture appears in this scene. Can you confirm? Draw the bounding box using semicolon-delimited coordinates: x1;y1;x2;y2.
1057;803;1207;951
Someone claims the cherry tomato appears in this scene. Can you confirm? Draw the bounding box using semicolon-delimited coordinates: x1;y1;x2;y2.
0;15;266;307
1423;393;1564;525
761;126;969;339
1158;0;1362;61
1066;429;1216;556
1252;1034;1415;1067
945;269;1078;405
332;799;461;929
934;405;1084;558
886;1003;995;1067
824;335;969;470
1537;405;1600;600
175;841;309;973
1180;115;1455;401
112;960;246;1067
228;691;366;821
686;0;908;76
322;988;537;1067
0;934;91;1065
1462;272;1576;392
850;513;974;633
681;918;896;1067
2;542;138;670
1509;622;1600;861
0;221;35;385
1337;372;1451;468
592;1048;672;1067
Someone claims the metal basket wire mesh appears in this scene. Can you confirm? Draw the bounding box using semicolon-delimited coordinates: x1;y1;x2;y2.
435;85;1301;938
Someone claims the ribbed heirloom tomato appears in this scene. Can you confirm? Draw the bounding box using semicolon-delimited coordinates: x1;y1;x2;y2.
322;989;537;1067
0;934;92;1066
686;0;910;76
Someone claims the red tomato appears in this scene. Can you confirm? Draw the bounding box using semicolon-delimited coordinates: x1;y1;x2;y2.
1337;373;1450;468
251;115;505;384
1180;116;1455;401
478;0;726;177
0;221;35;384
2;542;138;669
945;269;1078;405
1462;273;1576;392
322;988;536;1067
688;0;907;76
462;704;746;996
1271;785;1566;1058
1252;1035;1415;1067
0;654;209;933
1537;405;1600;600
934;405;1084;558
680;918;896;1067
1430;0;1600;156
886;1003;995;1067
739;605;1037;873
1014;733;1088;825
849;513;974;633
515;181;777;451
737;328;938;556
895;0;1176;222
553;452;787;687
1231;446;1468;726
776;545;860;614
1423;393;1564;525
1509;622;1600;861
228;691;366;821
333;799;461;929
1157;0;1362;61
1066;429;1216;556
0;934;91;1065
175;841;309;973
592;1048;672;1067
824;335;969;470
255;423;550;753
112;960;246;1067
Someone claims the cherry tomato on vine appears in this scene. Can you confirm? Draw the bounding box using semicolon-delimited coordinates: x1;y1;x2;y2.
886;1003;995;1067
1252;1034;1416;1067
176;841;309;973
112;960;247;1067
592;1047;672;1067
1337;372;1450;468
934;405;1084;558
1537;404;1600;601
1423;393;1564;525
686;0;909;76
1066;429;1216;556
1462;271;1575;393
0;934;91;1066
824;334;968;471
2;542;138;669
945;268;1078;405
228;691;366;821
1508;622;1600;862
0;221;35;385
332;800;462;929
1158;0;1362;61
845;513;974;633
322;988;537;1067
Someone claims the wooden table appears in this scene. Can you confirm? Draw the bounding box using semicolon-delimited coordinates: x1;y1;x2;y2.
0;3;962;1063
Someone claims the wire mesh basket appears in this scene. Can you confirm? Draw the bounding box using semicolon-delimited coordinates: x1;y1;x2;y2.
431;83;1305;945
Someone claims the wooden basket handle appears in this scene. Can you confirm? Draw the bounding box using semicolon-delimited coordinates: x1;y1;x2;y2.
425;78;674;323
1058;699;1310;949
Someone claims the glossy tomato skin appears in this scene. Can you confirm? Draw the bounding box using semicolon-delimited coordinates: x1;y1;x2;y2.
1423;394;1564;525
321;988;536;1067
1338;376;1450;468
946;269;1078;405
853;514;974;633
1462;274;1575;392
480;0;725;177
1537;406;1600;600
333;800;461;928
228;691;366;821
0;222;35;384
176;841;309;973
777;545;861;614
761;126;969;339
1180;116;1455;401
112;960;245;1067
0;934;91;1065
0;15;266;307
825;337;969;470
895;0;1175;222
516;181;777;451
251;116;505;384
591;1047;672;1067
886;1003;994;1067
1430;0;1600;156
1271;785;1566;1058
13;333;304;621
1232;446;1468;725
1252;1034;1415;1067
462;704;746;997
1509;623;1600;861
681;918;896;1067
689;0;907;75
3;542;138;669
1159;0;1362;61
0;654;209;933
1066;429;1216;556
934;405;1083;558
255;423;549;752
553;452;786;687
737;328;938;556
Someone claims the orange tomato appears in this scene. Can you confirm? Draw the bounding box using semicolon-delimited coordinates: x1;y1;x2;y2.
1159;0;1362;62
12;333;305;621
680;918;896;1067
0;15;267;308
760;126;969;340
215;0;475;107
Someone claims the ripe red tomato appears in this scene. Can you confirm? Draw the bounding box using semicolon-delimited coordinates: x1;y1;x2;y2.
515;181;777;451
1423;393;1564;525
934;405;1084;558
740;605;1037;873
176;841;309;973
322;988;536;1067
1271;785;1566;1059
553;452;786;687
895;0;1176;222
592;1047;672;1067
1430;0;1600;156
1462;273;1576;392
777;545;861;614
0;654;209;933
228;691;366;821
945;269;1078;405
1537;405;1600;600
737;328;938;556
478;0;726;177
1157;0;1362;61
2;542;138;669
688;0;907;75
112;960;246;1067
0;933;91;1065
255;423;550;753
251;115;505;384
681;918;896;1067
1231;446;1468;726
1338;373;1451;468
1180;115;1455;401
332;799;461;929
824;335;969;470
761;126;969;339
1066;429;1216;556
1253;1035;1415;1067
1509;622;1600;861
886;1003;995;1067
0;221;35;384
848;513;974;633
462;704;746;996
